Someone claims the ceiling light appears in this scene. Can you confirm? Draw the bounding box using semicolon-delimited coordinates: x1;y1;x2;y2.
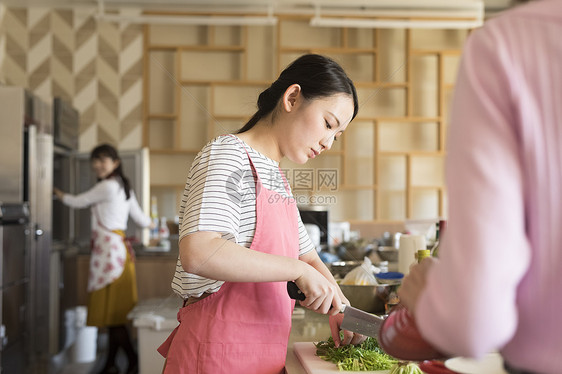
310;17;482;30
96;13;277;26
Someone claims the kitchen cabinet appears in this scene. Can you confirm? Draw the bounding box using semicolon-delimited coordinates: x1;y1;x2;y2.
143;15;469;223
135;256;177;301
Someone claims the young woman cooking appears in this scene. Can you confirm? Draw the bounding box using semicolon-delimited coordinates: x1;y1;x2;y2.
54;144;152;374
158;54;365;374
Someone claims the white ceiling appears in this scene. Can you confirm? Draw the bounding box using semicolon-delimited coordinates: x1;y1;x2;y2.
0;0;514;11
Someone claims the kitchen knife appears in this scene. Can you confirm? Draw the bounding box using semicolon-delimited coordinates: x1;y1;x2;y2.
287;281;385;338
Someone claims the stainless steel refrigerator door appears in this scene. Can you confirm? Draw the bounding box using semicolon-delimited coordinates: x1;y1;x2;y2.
23;128;54;361
30;133;54;355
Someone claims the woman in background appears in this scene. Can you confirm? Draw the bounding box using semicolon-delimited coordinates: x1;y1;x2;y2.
158;54;365;374
54;144;152;374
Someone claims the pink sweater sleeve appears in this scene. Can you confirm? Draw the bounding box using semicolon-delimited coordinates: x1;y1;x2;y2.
414;25;531;358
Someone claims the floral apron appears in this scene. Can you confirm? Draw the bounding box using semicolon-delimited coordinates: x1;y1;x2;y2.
88;207;133;292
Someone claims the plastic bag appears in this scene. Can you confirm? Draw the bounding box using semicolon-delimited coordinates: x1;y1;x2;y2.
341;257;380;285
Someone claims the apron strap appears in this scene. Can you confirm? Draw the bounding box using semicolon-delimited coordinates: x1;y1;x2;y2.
226;134;261;184
277;165;291;195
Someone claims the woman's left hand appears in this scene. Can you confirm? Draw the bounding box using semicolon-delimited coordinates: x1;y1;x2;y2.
53;187;65;200
329;313;367;347
398;256;437;313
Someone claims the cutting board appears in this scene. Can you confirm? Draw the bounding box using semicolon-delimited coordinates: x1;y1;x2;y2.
293;342;390;374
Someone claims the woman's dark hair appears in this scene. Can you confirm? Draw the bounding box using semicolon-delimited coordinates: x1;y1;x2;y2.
90;143;131;200
237;54;358;133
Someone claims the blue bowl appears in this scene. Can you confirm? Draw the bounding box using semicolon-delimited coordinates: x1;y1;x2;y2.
375;271;404;284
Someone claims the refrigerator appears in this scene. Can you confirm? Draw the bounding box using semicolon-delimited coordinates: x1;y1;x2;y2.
0;86;54;372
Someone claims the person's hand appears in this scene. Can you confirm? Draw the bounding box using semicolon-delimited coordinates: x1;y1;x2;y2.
53;187;65;200
397;257;437;313
329;313;367;348
294;265;343;315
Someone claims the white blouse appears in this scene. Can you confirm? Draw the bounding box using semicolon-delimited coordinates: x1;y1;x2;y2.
62;178;151;230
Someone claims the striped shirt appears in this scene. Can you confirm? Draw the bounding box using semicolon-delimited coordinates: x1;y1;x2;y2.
171;135;315;298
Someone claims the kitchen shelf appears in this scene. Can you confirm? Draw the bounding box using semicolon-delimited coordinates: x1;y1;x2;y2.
280;47;377;55
410;49;463;55
338;184;378;190
354;82;408;89
143;15;468;222
148;113;177;119
177;45;245;52
374;116;442;122
179;80;270;86
378;151;445;156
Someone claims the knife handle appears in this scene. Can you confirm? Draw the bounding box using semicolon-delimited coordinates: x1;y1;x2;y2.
287;281;345;313
287;281;306;301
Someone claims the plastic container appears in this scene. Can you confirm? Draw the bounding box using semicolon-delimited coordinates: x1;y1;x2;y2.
129;297;182;374
158;217;171;250
70;306;98;363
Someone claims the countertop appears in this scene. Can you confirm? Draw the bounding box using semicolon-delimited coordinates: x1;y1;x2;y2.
286;307;333;374
66;234;180;258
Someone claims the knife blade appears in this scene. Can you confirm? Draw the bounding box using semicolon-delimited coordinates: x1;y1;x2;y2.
286;281;385;338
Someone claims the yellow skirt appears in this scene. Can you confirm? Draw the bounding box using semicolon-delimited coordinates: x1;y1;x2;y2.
86;250;137;327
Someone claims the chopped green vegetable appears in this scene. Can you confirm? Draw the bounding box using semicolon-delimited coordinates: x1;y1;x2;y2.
314;336;398;371
388;361;424;374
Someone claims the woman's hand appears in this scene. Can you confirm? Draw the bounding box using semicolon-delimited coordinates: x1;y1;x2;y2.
329;313;367;347
53;187;65;200
397;257;437;313
294;265;343;316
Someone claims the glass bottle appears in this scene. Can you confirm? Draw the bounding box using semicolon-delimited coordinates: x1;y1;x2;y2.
159;217;170;250
430;220;447;258
417;249;431;263
150;196;159;241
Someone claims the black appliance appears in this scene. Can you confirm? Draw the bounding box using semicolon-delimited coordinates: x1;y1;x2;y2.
53;97;79;151
298;206;329;249
0;203;30;374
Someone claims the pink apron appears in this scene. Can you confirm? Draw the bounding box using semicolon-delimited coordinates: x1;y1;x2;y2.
158;141;300;374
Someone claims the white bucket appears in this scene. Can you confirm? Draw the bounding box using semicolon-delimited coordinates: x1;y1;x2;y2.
70;306;98;363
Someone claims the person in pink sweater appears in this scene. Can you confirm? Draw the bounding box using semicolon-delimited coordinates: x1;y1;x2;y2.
397;1;562;373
